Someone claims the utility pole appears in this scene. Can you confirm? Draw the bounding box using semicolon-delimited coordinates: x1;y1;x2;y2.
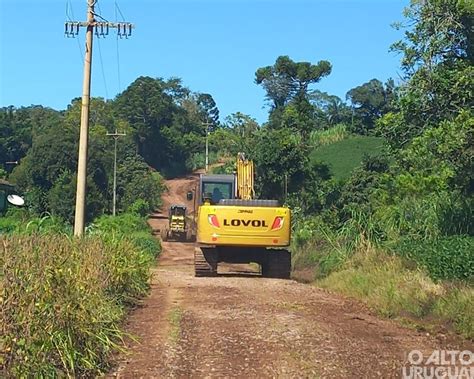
66;1;134;236
107;130;126;216
202;120;213;172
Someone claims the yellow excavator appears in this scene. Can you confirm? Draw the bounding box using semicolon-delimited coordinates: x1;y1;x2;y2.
188;153;291;278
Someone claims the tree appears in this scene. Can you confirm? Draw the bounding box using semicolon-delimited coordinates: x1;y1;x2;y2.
204;112;260;156
225;112;259;137
379;0;474;148
113;76;203;176
252;128;309;201
0;106;62;169
391;0;473;74
256;56;332;136
197;93;220;127
309;90;352;127
255;56;332;109
116;155;164;213
346;79;396;133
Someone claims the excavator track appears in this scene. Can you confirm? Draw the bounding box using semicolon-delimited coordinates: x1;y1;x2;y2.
194;247;218;277
262;249;291;279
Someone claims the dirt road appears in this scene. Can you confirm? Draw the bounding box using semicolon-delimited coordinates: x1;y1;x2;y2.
110;174;472;378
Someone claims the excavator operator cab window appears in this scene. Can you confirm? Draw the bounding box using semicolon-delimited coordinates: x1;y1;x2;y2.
202;182;233;205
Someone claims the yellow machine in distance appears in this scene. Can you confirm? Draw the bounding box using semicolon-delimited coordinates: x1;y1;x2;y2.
161;204;194;242
191;154;291;278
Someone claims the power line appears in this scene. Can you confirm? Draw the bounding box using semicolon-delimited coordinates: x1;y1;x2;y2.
95;0;109;100
115;1;122;93
94;0;109;23
115;1;126;22
96;37;109;100
65;0;84;62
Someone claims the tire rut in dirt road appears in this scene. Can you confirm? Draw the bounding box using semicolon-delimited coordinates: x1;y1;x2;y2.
110;175;473;378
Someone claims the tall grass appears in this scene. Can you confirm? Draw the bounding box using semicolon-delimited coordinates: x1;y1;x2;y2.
0;212;160;376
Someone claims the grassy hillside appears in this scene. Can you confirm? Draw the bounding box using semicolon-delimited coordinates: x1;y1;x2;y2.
310;136;385;180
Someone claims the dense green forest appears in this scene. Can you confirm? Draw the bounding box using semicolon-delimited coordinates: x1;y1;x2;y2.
1;0;473;375
0;77;226;220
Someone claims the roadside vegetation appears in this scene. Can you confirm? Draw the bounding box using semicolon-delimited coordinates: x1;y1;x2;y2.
0;210;160;376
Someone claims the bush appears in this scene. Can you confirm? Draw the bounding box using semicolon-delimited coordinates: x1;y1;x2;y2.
128;231;161;258
0;217;21;234
394;236;474;282
185;151;220;172
291;217;350;279
211;159;235;175
91;213;150;236
127;199;150;217
90;213;161;259
1;214;71;236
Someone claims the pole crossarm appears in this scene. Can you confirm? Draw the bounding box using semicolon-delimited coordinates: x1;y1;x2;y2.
106;131;127;138
65;21;135;38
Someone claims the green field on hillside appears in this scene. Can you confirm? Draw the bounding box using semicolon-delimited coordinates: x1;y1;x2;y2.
310;136;385;180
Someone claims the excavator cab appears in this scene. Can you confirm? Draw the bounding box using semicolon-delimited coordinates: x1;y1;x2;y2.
199;175;235;205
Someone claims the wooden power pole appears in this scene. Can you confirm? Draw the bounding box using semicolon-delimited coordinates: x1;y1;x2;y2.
202;120;213;173
106;130;126;216
66;0;133;236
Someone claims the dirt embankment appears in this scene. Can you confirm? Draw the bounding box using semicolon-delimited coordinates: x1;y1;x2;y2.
110;174;473;378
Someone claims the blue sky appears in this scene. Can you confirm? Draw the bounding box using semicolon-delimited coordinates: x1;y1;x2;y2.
0;0;409;124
